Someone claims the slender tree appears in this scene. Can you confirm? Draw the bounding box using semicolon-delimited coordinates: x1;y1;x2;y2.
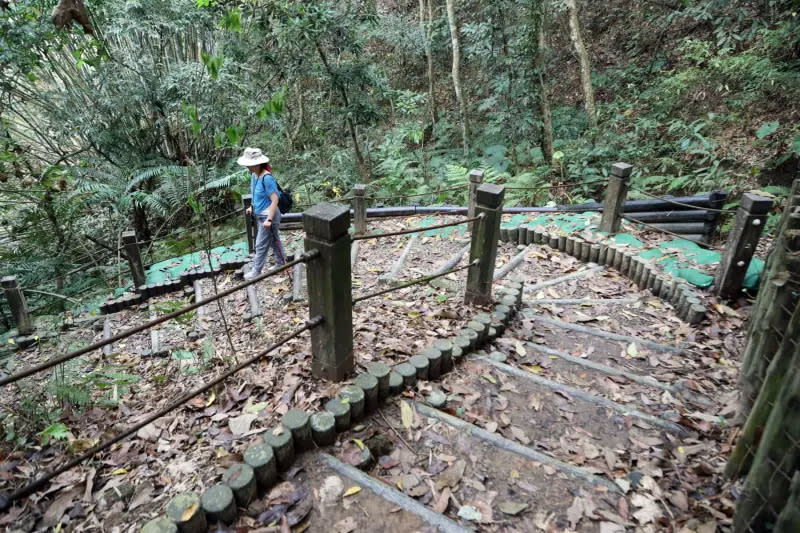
419;0;436;127
565;0;597;130
444;0;470;155
531;3;554;164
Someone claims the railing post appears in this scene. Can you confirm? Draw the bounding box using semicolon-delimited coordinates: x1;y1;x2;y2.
352;184;367;235
599;162;632;234
468;169;484;232
715;193;774;299
1;276;33;335
242;194;255;254
304;204;354;381
465;184;504;306
122;231;146;288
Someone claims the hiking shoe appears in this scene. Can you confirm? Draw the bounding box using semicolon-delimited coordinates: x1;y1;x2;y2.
244;270;260;280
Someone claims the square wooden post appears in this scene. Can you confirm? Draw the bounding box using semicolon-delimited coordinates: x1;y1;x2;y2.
599;162;633;234
122;231;146;288
466;184;505;306
1;276;33;335
242;194;255;254
468;169;484;232
304;204;354;381
715;193;774;299
352;184;367;235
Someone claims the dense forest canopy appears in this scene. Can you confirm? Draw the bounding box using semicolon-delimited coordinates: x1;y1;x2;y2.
1;0;798;323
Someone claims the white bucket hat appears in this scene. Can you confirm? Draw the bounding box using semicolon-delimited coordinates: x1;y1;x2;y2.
236;147;270;166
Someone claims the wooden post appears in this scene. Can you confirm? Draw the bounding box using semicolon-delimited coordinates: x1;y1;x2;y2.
352;184;367;235
465;184;504;306
304;204;354;381
122;231;146;288
598;162;632;234
467;169;484;232
714;193;773;300
242;195;255;254
1;276;33;335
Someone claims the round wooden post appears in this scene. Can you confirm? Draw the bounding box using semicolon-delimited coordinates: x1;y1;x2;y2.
352;184;367;235
1;276;33;335
242;194;255;254
466;184;504;306
468;169;484;232
714;193;773;300
304;204;354;381
599;162;632;234
122;231;146;288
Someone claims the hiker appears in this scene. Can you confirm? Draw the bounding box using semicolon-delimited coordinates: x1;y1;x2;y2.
237;147;287;280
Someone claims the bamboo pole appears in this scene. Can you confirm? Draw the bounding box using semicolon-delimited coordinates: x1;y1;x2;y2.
733;352;800;532
726;297;800;479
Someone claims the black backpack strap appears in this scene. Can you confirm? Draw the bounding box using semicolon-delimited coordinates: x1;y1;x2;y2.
260;173;282;196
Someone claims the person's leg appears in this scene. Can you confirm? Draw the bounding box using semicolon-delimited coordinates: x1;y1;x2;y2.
250;216;270;275
269;224;287;267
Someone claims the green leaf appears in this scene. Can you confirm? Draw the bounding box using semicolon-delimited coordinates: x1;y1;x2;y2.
756;121;779;139
41;423;70;445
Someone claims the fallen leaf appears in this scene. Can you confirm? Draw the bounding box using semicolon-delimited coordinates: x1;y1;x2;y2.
436;459;466;490
567;497;585;528
320;476;343;505
599;522;625;533
457;505;482;521
136;423;160;442
499;501;528;516
343;486;361;498
509;426;530;445
627;343;639;357
400;400;414;430
42;487;80;527
432;487;452;513
229;413;258;436
631;493;662;524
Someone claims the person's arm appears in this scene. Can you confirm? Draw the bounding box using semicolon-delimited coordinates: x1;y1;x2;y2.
246;175;253;215
263;191;279;227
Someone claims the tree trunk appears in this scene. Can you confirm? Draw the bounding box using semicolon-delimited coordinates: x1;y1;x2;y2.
314;39;368;180
565;0;597;131
132;204;152;243
444;0;470;155
533;11;554;165
287;84;304;153
420;0;436;127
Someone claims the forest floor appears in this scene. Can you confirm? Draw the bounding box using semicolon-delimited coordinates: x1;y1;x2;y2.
0;214;758;532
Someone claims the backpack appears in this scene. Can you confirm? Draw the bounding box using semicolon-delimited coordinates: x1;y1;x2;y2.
260;173;293;214
276;183;294;214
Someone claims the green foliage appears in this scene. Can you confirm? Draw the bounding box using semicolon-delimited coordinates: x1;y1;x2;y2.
756;121;780;139
40;423;70;446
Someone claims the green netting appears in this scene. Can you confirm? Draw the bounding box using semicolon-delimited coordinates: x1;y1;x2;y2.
613;233;645;249
418;216;468;238
500;212;766;290
145;241;250;284
656;239;720;265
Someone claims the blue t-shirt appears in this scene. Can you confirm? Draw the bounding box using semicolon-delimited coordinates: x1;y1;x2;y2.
250;172;279;216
